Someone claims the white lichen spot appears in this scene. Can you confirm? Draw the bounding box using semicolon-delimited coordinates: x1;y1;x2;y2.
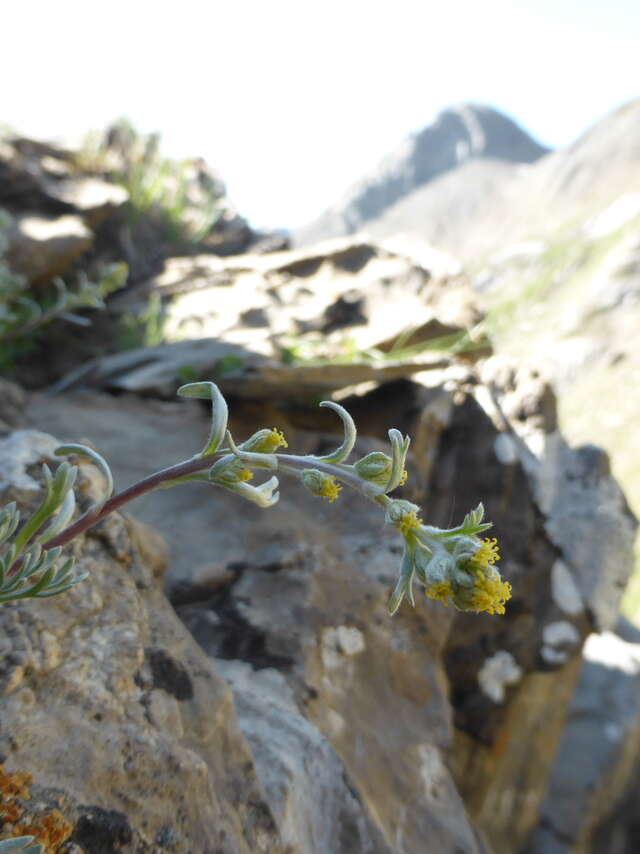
494;433;518;465
540;645;570;665
334;626;366;656
550;559;584;616
325;708;346;737
321;626;365;670
417;744;449;804
540;621;581;665
477;650;523;703
40;630;62;671
542;621;580;649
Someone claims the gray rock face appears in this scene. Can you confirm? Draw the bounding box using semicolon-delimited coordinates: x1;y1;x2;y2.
54;237;482;399
23;349;636;852
0;430;286;853
296;104;549;245
528;621;640;854
5;413;487;852
5;214;93;286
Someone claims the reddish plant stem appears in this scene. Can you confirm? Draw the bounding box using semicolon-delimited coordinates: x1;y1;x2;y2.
8;455;215;575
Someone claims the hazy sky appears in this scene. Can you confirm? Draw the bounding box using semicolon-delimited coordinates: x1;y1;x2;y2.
3;0;638;228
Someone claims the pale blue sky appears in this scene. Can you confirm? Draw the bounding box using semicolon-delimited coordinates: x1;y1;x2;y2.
2;0;638;228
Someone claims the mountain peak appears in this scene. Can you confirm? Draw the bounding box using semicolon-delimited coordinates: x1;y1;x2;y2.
296;103;549;245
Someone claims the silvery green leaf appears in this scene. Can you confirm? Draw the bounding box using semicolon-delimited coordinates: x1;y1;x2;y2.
220;476;280;508
177;381;228;456
385;429;410;493
36;489;76;544
51;461;78;505
315;401;357;463
0;502;19;543
0;838;44;854
21;564;57;597
387;547;415;614
55;445;112;509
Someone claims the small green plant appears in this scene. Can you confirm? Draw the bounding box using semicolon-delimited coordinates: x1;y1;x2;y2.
0;382;511;616
0;211;128;366
114;291;165;351
279;324;489;368
78;120;223;243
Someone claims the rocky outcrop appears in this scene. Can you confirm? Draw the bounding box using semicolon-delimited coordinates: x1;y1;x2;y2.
52;237;482;398
297;100;640;266
295;104;548;246
0;136;127;286
0;430;287;853
528;620;640;854
0;130;282;295
22;348;636;852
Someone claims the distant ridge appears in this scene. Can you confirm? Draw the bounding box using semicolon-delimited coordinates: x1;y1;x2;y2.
295;103;549;246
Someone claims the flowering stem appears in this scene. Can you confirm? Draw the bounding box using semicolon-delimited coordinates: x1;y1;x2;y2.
8;455;217;575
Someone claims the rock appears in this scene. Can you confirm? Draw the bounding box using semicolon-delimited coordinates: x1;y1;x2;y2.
0;429;289;852
111;237;473;347
528;620;640;854
50;176;129;229
62;237;484;398
25;356;637;852
7;417;487;851
0;379;27;435
51;336;452;399
385;360;635;852
477;357;637;631
5;214;93;286
0;137;76;214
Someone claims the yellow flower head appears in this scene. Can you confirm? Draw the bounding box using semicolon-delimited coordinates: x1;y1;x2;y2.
240;428;288;454
398;511;421;537
425;581;453;606
386;500;423;537
468;537;500;570
456;538;511;615
467;572;512;615
300;469;343;503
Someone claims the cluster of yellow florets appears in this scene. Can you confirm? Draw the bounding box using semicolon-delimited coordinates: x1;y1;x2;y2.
460;538;511;615
425;581;454;605
240;428;289;454
419;538;511;615
318;477;342;503
396;509;422;537
300;469;343;503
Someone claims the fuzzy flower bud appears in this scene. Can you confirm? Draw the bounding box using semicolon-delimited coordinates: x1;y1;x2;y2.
354;452;408;487
239;428;288;454
208;455;254;487
385;499;422;537
300;469;342;503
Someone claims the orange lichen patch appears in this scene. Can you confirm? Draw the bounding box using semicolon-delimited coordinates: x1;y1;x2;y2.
0;766;32;801
12;809;73;851
0;765;73;852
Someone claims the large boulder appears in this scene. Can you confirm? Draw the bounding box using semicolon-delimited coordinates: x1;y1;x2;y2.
25;353;636;852
55;237;483;398
528;620;640;854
